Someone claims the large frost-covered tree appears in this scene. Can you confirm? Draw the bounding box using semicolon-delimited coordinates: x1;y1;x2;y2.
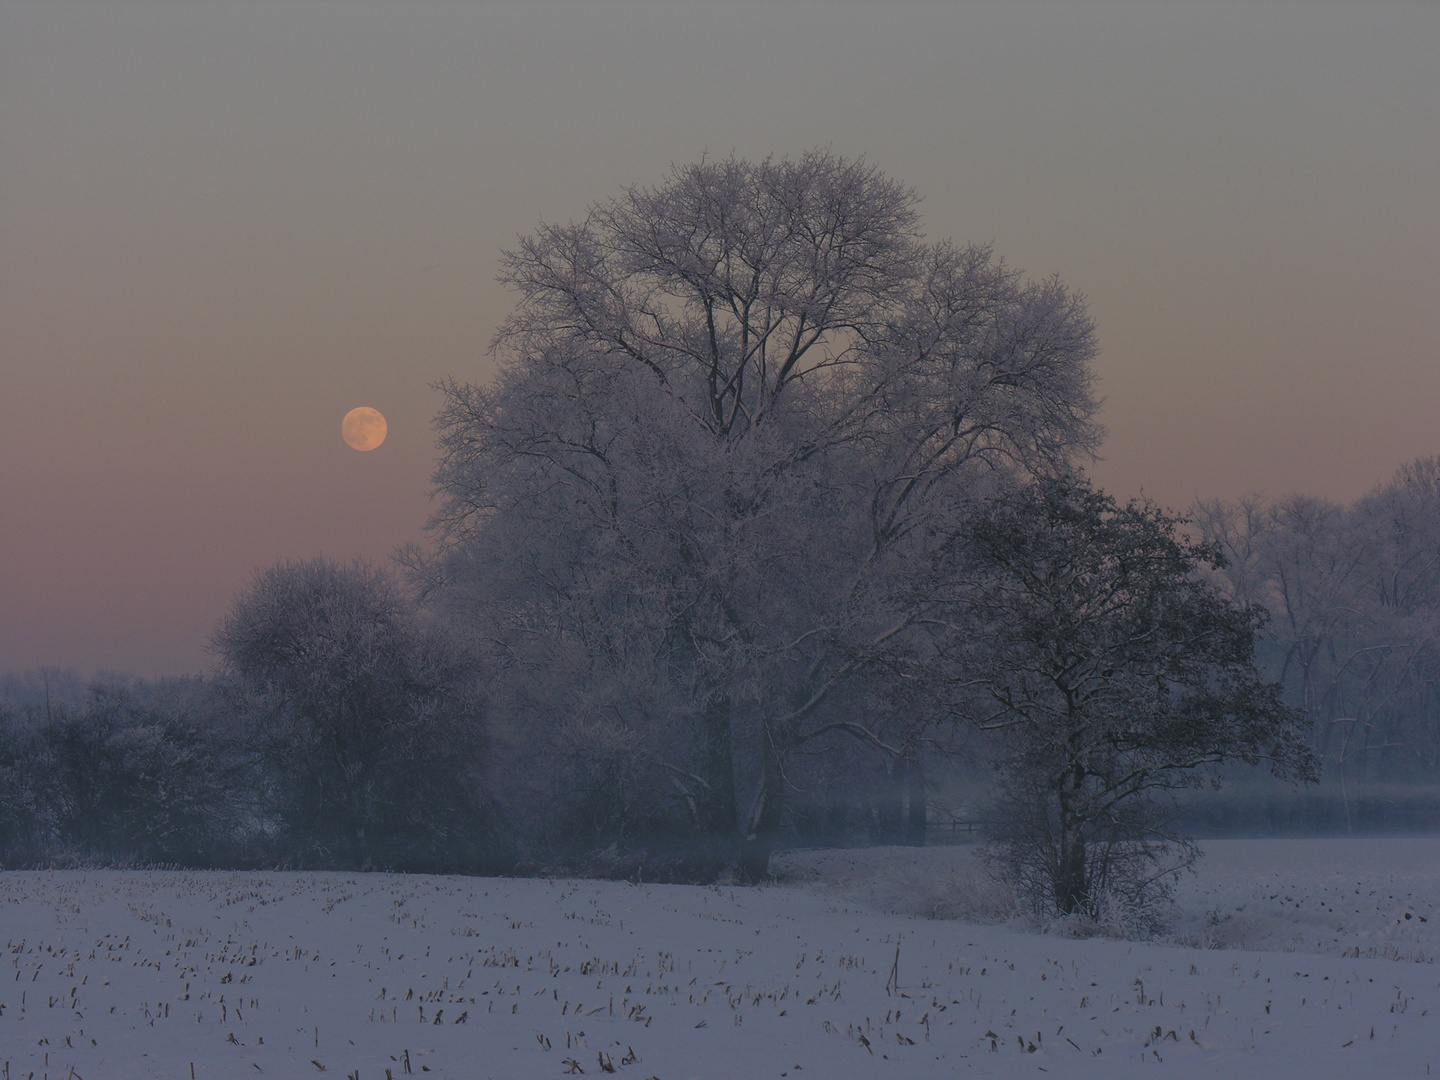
422;151;1101;878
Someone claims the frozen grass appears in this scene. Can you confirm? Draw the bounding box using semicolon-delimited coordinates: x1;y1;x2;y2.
776;837;1440;960
1168;838;1440;962
3;839;1438;1079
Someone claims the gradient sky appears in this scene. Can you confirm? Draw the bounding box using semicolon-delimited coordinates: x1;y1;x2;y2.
2;1;1437;677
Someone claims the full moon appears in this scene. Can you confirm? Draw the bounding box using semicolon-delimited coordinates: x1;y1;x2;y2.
341;407;387;451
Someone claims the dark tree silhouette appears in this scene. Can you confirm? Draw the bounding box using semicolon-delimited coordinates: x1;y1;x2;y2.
955;477;1316;918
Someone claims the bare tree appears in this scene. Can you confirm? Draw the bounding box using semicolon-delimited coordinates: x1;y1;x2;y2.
422;152;1101;878
1196;458;1440;829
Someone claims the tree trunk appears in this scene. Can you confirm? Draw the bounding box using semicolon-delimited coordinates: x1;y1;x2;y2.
702;693;739;858
825;794;849;845
877;758;904;844
1055;824;1087;915
1054;766;1087;914
738;732;785;882
903;752;926;846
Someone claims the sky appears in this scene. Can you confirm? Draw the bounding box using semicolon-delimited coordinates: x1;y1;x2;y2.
2;1;1437;678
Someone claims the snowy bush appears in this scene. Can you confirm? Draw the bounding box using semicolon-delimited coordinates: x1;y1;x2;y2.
214;557;508;873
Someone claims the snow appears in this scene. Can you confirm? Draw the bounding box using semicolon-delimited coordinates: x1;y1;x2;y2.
3;840;1438;1079
775;838;1440;961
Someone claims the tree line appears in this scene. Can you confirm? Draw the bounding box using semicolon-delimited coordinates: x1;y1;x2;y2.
10;151;1406;922
0;570;502;875
1187;460;1440;834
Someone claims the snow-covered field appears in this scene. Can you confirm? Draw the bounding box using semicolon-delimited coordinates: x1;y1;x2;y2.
3;840;1438;1079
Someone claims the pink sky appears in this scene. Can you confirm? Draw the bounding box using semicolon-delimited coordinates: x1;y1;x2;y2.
2;2;1437;677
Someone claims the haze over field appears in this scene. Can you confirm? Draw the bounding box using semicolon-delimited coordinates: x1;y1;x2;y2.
2;1;1437;677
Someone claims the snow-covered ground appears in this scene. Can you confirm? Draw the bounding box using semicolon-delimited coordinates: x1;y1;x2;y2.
3;840;1438;1079
775;838;1440;962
